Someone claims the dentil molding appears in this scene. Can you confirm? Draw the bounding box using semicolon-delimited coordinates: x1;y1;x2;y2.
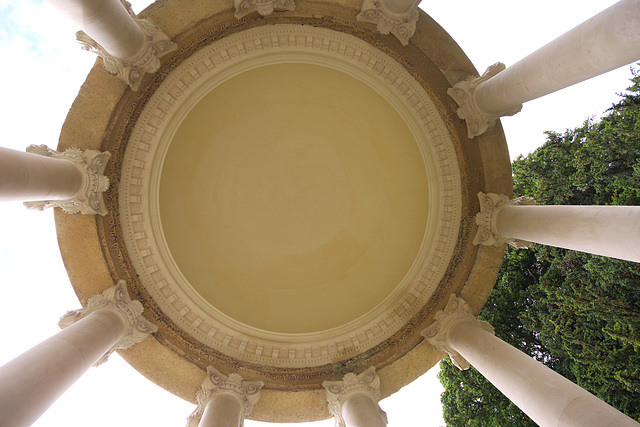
234;0;295;19
120;24;462;368
23;144;110;216
58;280;158;366
447;62;522;138
473;192;536;249
186;366;263;427
357;0;419;46
76;0;176;91
322;367;387;427
421;294;494;370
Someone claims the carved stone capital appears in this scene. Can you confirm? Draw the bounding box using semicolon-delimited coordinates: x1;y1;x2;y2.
58;280;157;366
356;0;419;46
23;144;110;215
421;294;494;370
473;192;536;249
234;0;295;19
447;62;522;138
186;366;264;427
322;367;387;427
76;1;176;91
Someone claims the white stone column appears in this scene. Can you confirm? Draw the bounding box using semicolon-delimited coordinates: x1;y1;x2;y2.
0;145;110;215
323;367;387;427
47;0;176;90
422;295;640;427
449;0;640;137
186;366;263;427
0;280;156;427
357;0;421;45
474;192;640;263
0;146;83;202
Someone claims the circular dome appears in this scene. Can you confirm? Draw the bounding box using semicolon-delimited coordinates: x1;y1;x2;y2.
118;24;461;370
54;2;512;422
159;62;429;333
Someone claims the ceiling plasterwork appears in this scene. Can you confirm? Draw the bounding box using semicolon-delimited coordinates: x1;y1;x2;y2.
119;24;462;368
53;1;514;418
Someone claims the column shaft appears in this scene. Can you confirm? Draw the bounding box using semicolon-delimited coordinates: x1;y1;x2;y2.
341;392;387;427
448;319;639;426
0;309;125;427
0;146;83;202
199;394;243;427
475;0;640;115
47;0;145;58
497;205;640;262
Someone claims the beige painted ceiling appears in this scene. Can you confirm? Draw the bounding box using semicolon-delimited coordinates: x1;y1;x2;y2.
159;62;429;333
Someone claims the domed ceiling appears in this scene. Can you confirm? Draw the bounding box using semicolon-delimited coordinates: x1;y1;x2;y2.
159;61;429;334
54;0;512;422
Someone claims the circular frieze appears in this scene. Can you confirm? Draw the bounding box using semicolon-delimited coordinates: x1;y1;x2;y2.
159;62;430;334
119;24;462;368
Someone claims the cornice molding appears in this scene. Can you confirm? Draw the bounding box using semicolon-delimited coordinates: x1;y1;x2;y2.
58;280;158;365
473;192;536;248
186;366;263;427
322;367;387;427
357;0;419;46
421;294;494;370
76;0;176;91
447;63;522;138
119;24;463;368
23;144;110;216
51;0;513;418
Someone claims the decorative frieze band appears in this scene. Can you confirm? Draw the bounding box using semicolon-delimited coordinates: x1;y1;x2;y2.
234;0;295;19
473;192;536;249
421;294;494;370
58;280;157;365
76;0;176;91
447;63;522;138
357;0;419;46
121;25;462;368
23;144;110;215
186;366;263;427
322;367;387;427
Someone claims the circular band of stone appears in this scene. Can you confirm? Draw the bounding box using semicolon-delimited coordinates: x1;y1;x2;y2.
54;0;512;421
119;24;462;368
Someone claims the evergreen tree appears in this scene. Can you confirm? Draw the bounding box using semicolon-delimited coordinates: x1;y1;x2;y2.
439;67;640;425
438;247;550;427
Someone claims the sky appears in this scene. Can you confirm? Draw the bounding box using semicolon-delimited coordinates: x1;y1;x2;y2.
0;0;635;426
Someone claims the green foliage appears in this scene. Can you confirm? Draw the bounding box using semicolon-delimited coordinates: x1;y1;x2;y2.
439;247;546;427
513;67;640;207
439;357;536;427
439;66;640;425
521;253;640;419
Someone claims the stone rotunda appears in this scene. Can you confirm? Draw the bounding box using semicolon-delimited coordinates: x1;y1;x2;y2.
0;0;639;426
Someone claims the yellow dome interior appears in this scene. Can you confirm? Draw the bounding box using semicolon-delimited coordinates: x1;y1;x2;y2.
159;63;429;333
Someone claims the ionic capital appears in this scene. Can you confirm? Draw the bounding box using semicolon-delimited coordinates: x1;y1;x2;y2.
447;63;522;138
421;294;494;370
76;1;176;91
234;0;295;19
23;144;110;215
473;191;536;249
186;366;264;427
322;367;387;427
357;0;419;46
58;280;157;366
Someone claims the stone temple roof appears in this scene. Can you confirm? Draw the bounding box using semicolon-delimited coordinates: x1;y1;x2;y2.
54;0;511;422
